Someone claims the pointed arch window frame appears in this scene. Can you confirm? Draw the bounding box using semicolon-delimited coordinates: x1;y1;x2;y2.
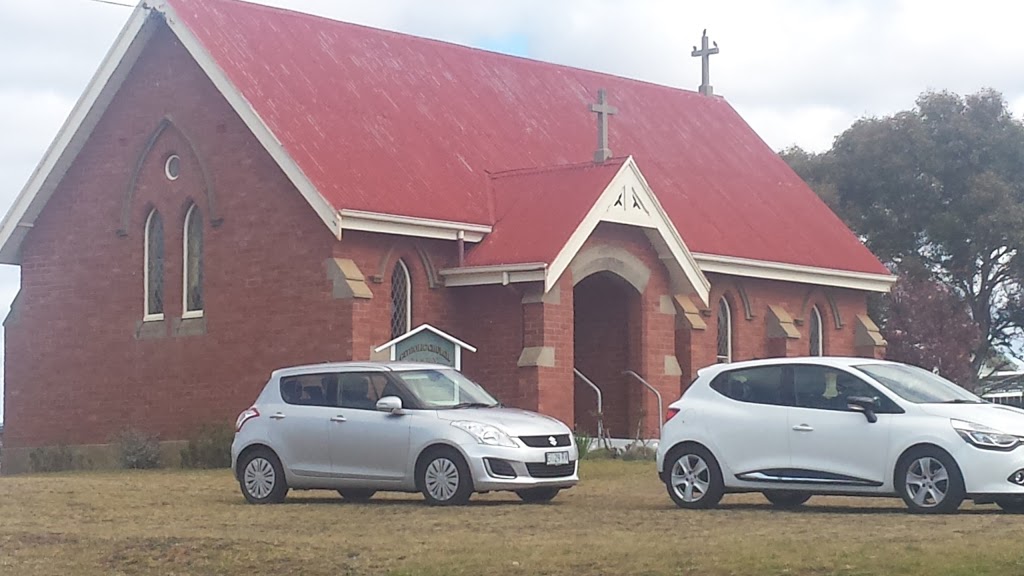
143;208;165;322
390;259;412;340
716;296;733;363
809;305;824;356
182;202;204;319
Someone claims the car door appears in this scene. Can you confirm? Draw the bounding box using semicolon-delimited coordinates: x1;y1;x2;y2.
787;364;895;487
329;372;412;481
266;374;333;477
705;365;793;479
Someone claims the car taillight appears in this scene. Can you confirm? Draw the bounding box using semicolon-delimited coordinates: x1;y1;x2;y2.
235;406;260;432
665;407;680;422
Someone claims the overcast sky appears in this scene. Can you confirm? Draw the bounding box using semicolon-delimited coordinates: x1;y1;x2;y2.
1;0;1024;421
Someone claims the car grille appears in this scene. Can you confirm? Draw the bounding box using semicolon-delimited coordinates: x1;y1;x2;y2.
485;458;517;478
526;462;576;478
518;434;571;448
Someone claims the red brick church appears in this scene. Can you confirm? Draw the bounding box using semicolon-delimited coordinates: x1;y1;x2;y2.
0;0;893;471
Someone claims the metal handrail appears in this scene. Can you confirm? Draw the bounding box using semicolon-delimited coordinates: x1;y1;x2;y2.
623;370;664;435
573;368;604;440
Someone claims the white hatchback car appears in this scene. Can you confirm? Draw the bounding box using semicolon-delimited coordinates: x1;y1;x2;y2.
657;357;1024;514
231;362;579;505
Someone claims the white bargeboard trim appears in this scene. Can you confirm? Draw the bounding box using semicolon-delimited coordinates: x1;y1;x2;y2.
693;253;896;293
439;263;547;287
337;209;491;243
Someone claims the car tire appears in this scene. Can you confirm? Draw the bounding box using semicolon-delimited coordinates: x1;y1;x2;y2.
763;490;811;508
417;447;474;506
238;448;289;505
516;487;561;503
896;447;965;514
337;489;376;502
995;496;1024;513
663;444;724;509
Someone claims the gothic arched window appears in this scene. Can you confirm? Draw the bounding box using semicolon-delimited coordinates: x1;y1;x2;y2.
716;297;732;363
144;209;164;320
809;305;824;356
390;259;411;339
183;203;204;317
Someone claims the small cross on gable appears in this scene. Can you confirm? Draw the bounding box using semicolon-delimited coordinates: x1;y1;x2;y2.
691;29;719;96
590;88;617;163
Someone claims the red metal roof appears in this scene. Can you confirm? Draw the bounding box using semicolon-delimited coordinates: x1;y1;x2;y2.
166;0;888;275
466;159;627;267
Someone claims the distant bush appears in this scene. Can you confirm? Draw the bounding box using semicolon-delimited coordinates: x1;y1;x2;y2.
619;442;656;461
113;427;162;469
28;445;90;472
573;430;593;460
180;422;233;469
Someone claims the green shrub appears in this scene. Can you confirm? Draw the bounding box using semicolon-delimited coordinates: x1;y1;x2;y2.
180;422;233;469
582;447;616;460
113;427;162;469
28;445;89;472
573;430;593;460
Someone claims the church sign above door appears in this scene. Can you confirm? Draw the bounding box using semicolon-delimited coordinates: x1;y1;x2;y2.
373;324;477;370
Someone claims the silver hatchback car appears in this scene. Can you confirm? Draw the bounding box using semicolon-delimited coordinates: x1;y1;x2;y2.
231;362;579;505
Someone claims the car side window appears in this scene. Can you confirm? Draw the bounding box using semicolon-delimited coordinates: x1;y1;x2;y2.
792;365;900;413
710;366;789;406
337;372;397;410
279;374;336;407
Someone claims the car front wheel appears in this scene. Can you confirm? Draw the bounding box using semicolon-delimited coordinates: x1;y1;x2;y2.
763;490;811;508
417;447;474;506
664;444;724;509
239;448;289;504
896;447;965;514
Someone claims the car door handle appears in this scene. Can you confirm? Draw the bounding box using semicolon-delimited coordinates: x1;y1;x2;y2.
330;415;347;422
792;424;814;432
269;413;286;420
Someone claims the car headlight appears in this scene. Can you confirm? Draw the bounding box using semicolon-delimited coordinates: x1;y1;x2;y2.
450;421;518;448
951;419;1021;451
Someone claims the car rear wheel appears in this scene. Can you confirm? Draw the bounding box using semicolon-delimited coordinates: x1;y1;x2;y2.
763;490;811;508
417;447;473;506
337;489;376;502
896;447;965;514
995;496;1024;513
664;444;724;509
239;448;288;504
516;487;561;503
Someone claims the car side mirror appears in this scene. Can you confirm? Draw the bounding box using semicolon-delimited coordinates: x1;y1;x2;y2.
376;396;404;415
847;396;878;423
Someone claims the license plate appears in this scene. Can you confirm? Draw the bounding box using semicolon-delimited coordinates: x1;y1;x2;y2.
545;451;569;465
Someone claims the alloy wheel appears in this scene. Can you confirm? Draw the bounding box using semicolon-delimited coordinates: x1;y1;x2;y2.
905;456;950;508
671;453;711;503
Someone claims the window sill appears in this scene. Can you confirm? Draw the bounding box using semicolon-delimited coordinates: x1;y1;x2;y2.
143;314;165;323
182;310;204;320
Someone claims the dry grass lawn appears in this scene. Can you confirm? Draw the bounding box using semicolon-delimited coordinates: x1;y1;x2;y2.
1;460;1023;575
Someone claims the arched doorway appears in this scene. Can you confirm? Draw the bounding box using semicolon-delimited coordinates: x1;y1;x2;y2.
573;271;643;439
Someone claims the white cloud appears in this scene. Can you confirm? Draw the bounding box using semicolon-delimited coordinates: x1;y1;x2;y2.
1;0;1024;419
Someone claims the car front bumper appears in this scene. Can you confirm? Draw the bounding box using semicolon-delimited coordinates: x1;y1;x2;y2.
461;443;580;492
955;443;1024;496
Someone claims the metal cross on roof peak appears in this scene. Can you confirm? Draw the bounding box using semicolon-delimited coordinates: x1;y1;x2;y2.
691;29;719;96
590;88;617;163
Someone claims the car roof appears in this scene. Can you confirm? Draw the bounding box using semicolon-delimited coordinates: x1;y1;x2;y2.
696;356;900;379
270;361;455;379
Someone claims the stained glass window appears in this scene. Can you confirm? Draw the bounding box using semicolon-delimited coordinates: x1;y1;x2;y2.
390;260;411;339
184;204;203;315
716;297;732;363
809;306;823;356
145;209;164;318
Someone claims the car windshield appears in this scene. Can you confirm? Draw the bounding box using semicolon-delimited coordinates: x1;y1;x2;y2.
392;368;499;409
854;363;984;404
